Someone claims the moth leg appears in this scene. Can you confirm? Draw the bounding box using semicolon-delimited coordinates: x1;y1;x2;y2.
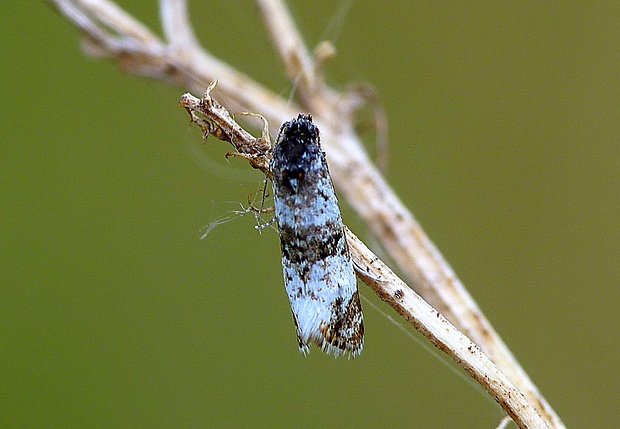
247;178;276;230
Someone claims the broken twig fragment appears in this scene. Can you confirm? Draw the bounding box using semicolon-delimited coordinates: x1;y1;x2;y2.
179;81;272;173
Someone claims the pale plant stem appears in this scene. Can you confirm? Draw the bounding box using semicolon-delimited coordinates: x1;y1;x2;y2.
178;90;549;429
48;1;564;428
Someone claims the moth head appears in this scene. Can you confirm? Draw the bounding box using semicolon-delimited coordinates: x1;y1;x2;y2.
277;113;318;144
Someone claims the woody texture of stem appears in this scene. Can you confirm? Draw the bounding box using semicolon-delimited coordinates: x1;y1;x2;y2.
48;1;565;428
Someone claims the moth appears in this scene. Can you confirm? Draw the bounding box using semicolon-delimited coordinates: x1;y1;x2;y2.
270;114;364;358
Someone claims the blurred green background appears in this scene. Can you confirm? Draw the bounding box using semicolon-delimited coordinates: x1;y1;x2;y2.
2;1;618;427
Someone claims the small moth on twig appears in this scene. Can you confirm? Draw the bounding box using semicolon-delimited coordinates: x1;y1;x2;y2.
271;114;364;358
180;89;553;426
181;90;363;357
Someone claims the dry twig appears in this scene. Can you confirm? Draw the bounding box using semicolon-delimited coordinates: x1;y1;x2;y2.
48;1;565;428
179;87;549;429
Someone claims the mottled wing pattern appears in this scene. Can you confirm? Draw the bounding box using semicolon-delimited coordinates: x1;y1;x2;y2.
270;114;364;358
